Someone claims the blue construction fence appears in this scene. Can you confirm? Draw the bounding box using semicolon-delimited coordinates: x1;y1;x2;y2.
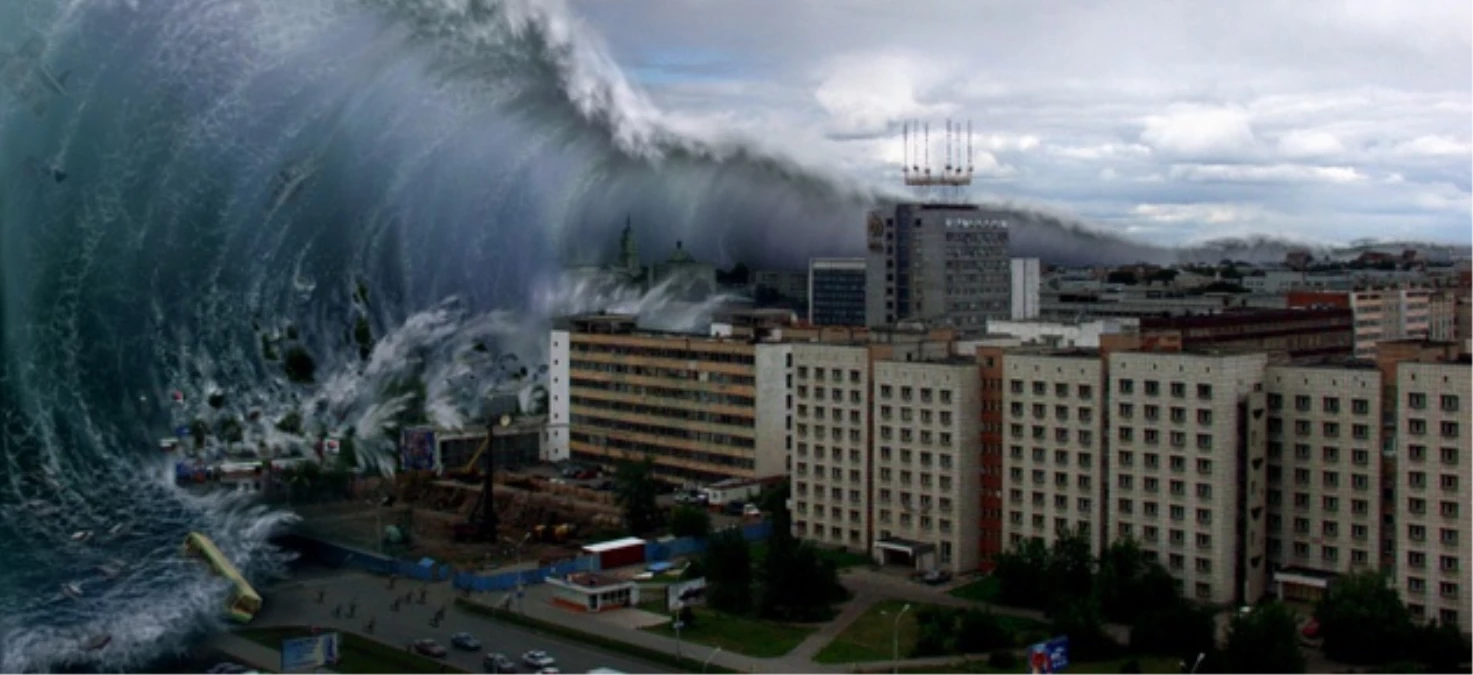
279;534;455;582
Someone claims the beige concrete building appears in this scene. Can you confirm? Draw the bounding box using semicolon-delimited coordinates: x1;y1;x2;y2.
871;357;984;572
1263;365;1383;603
1428;291;1457;343
1001;350;1107;557
790;343;874;551
1393;359;1471;628
1106;351;1270;605
547;314;791;485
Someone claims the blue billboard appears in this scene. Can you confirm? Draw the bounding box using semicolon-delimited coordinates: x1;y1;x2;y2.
400;427;437;472
1027;636;1070;673
281;632;340;672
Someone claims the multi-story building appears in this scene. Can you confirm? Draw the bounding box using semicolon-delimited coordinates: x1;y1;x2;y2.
1428;291;1457;342
1139;308;1354;362
871;356;983;572
1106;351;1269;605
864;203;1011;329
808;258;867;326
1393;359;1470;627
1001;350;1107;557
1010;258;1041;321
546;314;791;485
791;343;874;551
1263;365;1383;603
1288;289;1433;359
754;269;809;303
988;318;1139;349
976;345;1008;570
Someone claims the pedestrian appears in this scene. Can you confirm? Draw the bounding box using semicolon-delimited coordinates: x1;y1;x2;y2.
391;600;400;612
316;589;325;604
365;618;375;634
332;604;341;619
419;587;428;604
388;573;397;590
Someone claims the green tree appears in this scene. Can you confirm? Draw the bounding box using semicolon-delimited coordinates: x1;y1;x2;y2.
1316;570;1414;665
1098;538;1179;622
911;607;956;657
614;456;662;536
1046;527;1096;613
757;540;847;621
758;481;793;546
1130;600;1216;662
1220;602;1305;673
993;537;1050;608
703;528;753;614
668;505;712;539
956;608;1011;654
1051;598;1118;661
1412;620;1472;673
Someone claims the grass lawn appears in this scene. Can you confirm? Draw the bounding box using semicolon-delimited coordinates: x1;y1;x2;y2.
641;606;815;658
238;626;465;674
893;656;1180;673
948;576;1001;603
814;600;1051;665
750;541;875;570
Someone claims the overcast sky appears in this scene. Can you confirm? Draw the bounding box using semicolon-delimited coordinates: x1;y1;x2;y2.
563;0;1471;247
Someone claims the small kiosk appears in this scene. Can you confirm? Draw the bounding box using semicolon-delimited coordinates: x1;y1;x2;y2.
546;572;640;613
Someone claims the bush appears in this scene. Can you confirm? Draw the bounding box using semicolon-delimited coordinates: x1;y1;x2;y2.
1119;659;1142;673
988;649;1018;670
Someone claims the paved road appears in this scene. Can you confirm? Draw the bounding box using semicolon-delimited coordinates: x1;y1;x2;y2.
257;566;669;674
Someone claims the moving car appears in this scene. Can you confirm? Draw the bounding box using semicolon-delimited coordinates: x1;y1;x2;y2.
522;650;556;669
451;632;482;651
413;639;448;658
483;653;516;673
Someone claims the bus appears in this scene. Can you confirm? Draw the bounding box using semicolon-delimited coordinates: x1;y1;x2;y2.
182;532;261;623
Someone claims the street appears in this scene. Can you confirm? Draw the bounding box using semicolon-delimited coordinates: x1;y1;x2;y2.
254;565;670;674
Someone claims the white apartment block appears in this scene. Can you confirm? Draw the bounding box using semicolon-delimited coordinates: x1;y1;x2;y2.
1393;360;1470;628
872;358;983;573
1349;289;1432;358
1107;351;1270;606
1264;366;1383;602
1002;352;1107;557
1010;258;1042;321
1428;291;1457;342
790;344;873;551
988;318;1139;349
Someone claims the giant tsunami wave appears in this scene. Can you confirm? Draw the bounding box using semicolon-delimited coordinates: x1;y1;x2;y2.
0;0;1389;670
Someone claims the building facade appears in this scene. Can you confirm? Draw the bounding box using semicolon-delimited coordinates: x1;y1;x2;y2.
1288;289;1433;359
871;357;983;572
1010;258;1041;321
1139;308;1355;362
791;344;874;551
1106;351;1269;605
1002;351;1107;557
864;203;1011;329
1393;359;1470;628
547;315;790;485
808;258;868;327
1263;366;1383;602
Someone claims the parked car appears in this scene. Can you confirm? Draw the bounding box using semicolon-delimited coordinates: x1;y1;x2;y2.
535;669;561;674
921;569;952;585
483;653;516;673
742;503;761;517
413;639;447;658
522;650;556;669
450;632;482;651
206;663;249;674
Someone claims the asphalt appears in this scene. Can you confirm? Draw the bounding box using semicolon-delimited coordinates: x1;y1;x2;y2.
252;566;670;674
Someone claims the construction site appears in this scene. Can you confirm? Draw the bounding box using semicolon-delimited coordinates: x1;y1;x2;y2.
294;423;629;572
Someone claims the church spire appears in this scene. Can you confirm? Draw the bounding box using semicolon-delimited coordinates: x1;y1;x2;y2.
618;213;639;274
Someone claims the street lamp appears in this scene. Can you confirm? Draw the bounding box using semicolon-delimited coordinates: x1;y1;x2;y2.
702;646;722;673
1189;652;1206;674
672;601;685;659
886;603;910;674
514;531;532;613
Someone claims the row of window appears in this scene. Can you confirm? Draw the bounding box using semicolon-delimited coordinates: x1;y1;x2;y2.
878;385;956;404
1267;417;1374;439
1008;379;1095;399
569;341;755;365
1266;467;1374;491
1115;404;1208;424
569;360;755;386
1268;443;1374;465
1117;379;1214;400
1267;393;1373;415
878;406;955;426
1267;516;1375;541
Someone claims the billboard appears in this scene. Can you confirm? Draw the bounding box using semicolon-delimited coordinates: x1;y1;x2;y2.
666;577;707;612
400;427;437;472
281;632;340;673
1027;636;1070;674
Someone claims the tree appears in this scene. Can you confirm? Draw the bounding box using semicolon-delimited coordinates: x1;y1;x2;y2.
668;505;712;539
703;528;752;614
614;456;661;536
1411;620;1472;673
993;537;1050;609
1051;598;1118;661
1316;570;1414;665
1107;270;1140;285
758;481;793;546
1046;527;1095;613
681;558;704;580
911;607;956;657
1098;538;1177;622
758;540;847;621
1220;602;1305;674
956;608;1012;654
1130;600;1216;662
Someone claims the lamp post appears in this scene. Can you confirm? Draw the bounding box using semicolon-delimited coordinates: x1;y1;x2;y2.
479;415;512;542
1189;652;1206;674
514;531;531;613
702;646;722;673
672;601;685;659
892;603;911;674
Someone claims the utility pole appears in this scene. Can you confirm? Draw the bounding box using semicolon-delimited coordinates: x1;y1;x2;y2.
478;414;511;542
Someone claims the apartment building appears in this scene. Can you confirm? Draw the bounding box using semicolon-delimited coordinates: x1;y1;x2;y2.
872;357;983;572
864;202;1011;328
1263;366;1383;603
546;314;791;485
1288;289;1433;359
977;346;1008;570
1393;359;1470;628
1001;351;1107;557
1107;351;1270;605
1139;308;1355;362
791;343;874;551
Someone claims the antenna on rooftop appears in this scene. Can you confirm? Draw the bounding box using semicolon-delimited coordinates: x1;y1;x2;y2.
899;117;974;201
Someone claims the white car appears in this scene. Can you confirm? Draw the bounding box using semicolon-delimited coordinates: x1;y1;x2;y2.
536;669;561;675
522;651;556;669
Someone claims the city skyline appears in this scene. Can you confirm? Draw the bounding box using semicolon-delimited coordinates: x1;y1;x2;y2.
571;0;1471;246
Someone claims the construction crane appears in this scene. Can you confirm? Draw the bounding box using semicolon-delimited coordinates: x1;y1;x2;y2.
452;415;511;543
446;434;492;484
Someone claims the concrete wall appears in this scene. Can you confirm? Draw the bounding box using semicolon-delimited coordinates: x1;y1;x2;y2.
753;343;794;478
546;330;571;462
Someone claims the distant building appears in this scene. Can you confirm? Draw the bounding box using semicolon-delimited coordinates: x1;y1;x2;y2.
1139;308;1355;362
754;269;809;303
1287;289;1433;359
987;318;1138;349
865;203;1011;329
649;241;717;302
808;258;867;326
1010;258;1041;321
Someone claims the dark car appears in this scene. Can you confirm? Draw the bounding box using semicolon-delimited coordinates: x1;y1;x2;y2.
413;639;448;658
921;569;952;585
451;632;482;651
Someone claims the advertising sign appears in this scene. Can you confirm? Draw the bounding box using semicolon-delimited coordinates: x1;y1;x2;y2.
400;427;437;472
1027;636;1070;674
666;577;707;612
280;632;340;673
